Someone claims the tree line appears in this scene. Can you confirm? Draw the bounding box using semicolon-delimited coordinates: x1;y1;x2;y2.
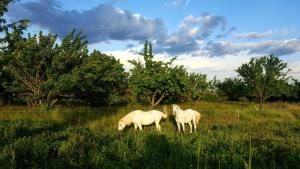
1;1;299;108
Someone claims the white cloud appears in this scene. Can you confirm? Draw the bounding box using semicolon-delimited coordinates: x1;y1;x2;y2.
165;0;191;7
205;39;300;57
155;13;229;54
235;30;273;39
103;48;300;80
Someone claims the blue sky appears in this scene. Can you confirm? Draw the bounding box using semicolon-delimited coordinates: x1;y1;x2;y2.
7;0;300;79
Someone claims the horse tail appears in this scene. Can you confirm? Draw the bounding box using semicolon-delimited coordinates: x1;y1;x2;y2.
195;112;201;125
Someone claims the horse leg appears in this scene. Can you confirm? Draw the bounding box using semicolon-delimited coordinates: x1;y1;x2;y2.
134;123;138;130
193;119;197;132
181;123;186;132
188;122;193;133
138;124;143;131
177;122;181;132
157;121;162;131
155;121;161;131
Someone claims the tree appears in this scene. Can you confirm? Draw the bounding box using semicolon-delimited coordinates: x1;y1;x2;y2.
216;77;249;101
52;30;88;78
1;0;22;34
188;73;211;101
291;79;300;101
129;41;192;107
58;50;128;106
3;30;88;108
0;0;16;16
285;79;300;101
236;54;290;108
6;32;59;107
0;0;29;104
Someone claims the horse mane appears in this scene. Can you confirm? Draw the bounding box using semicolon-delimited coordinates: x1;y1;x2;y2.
172;104;181;109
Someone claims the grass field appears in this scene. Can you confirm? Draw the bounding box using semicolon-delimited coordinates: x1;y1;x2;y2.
0;101;299;169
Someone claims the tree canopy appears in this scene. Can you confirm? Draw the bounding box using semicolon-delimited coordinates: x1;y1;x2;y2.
216;77;249;101
0;1;299;107
129;41;211;107
236;54;290;107
58;50;128;106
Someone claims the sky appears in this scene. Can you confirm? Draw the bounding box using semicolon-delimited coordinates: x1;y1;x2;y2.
6;0;300;80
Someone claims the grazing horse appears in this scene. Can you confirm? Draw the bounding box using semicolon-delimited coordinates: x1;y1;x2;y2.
118;110;168;131
172;104;201;133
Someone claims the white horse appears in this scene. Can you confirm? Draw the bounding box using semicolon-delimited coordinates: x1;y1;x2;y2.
118;110;168;131
172;104;201;133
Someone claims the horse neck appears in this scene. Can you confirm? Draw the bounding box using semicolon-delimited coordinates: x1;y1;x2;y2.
174;107;183;115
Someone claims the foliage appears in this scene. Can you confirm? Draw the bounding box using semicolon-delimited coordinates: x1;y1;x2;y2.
217;77;249;101
1;22;127;107
0;0;16;16
1;0;26;35
7;32;59;107
58;50;128;106
0;51;13;105
285;79;300;101
129;41;208;106
236;54;290;107
51;30;88;78
2;30;88;108
188;73;210;97
1;2;128;107
0;0;29;105
129;41;171;106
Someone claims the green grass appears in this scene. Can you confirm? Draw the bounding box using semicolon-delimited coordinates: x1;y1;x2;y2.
0;101;299;169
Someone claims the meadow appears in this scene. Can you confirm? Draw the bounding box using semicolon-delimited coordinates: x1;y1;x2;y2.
0;101;299;169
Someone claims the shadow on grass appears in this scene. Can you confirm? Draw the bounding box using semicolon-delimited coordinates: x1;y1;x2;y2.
133;134;195;169
56;106;120;126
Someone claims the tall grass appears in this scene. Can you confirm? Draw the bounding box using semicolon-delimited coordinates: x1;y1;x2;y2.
0;101;299;169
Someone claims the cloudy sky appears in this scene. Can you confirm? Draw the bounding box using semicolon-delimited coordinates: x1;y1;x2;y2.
7;0;300;80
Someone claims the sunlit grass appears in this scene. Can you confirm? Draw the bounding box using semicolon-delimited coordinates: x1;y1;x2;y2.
0;101;299;168
0;101;299;131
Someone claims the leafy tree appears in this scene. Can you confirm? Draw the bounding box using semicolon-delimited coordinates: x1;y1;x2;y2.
129;41;168;106
166;65;193;103
236;54;290;108
129;41;193;107
0;0;15;16
216;77;249;101
6;32;59;107
58;50;128;106
2;29;88;108
1;0;29;52
187;73;210;101
0;0;29;104
284;79;300;101
291;79;300;101
0;51;12;104
1;0;21;33
52;30;88;78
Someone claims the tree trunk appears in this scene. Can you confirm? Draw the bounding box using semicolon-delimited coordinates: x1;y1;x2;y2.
259;96;263;110
148;91;166;108
153;92;166;108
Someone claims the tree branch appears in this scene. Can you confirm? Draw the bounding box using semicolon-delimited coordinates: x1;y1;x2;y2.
154;91;166;106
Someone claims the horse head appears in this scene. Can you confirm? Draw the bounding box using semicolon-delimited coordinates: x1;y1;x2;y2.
118;120;126;130
172;104;180;115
